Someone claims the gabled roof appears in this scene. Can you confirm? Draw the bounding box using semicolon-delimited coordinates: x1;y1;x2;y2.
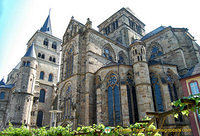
141;26;167;41
23;43;36;58
182;63;200;79
40;14;52;35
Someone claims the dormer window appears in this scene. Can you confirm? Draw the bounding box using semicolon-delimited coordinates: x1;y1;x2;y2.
43;38;49;46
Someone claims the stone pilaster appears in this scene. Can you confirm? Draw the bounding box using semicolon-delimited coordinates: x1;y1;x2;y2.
120;84;129;126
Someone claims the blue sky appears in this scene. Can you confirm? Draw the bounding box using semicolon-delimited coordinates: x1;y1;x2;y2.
0;0;200;80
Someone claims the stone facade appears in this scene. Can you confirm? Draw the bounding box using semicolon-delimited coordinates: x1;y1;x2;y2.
0;14;62;130
0;7;200;134
56;7;200;131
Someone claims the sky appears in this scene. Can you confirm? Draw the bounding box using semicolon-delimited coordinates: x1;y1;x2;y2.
0;0;200;80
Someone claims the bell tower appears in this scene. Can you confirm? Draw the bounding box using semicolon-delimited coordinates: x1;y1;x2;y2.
130;40;154;120
8;43;38;128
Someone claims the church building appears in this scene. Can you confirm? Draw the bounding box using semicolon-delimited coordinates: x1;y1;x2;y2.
55;7;200;128
0;7;200;133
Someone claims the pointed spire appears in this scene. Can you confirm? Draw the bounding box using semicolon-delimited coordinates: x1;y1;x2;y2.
40;9;52;35
24;43;36;58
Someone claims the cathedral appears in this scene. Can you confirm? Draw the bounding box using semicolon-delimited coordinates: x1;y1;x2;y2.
0;7;200;131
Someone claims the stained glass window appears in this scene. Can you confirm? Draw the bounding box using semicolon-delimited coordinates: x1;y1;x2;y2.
39;89;45;103
118;55;124;64
103;47;113;61
66;47;73;78
150;46;163;60
108;86;114;126
66;85;71;94
150;73;164;112
107;73;121;126
127;74;139;123
36;111;43;127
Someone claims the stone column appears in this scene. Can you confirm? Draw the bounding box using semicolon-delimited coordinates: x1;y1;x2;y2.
96;88;102;124
120;84;129;126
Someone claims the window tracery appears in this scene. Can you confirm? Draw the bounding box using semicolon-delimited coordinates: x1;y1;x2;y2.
106;73;121;126
150;45;163;60
118;51;127;64
102;45;115;61
150;73;164;112
126;73;138;124
65;45;74;78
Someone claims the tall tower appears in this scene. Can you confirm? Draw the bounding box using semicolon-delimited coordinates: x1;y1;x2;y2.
26;12;62;127
130;40;154;120
98;8;145;47
8;43;37;128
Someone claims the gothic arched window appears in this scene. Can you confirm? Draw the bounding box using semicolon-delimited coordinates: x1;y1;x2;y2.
48;73;53;82
126;73;138;124
107;73;121;126
118;51;127;64
39;89;45;103
150;73;164;112
52;42;57;49
65;46;74;78
150;46;163;60
43;38;49;46
0;92;5;99
103;47;113;61
36;111;43;127
40;71;44;80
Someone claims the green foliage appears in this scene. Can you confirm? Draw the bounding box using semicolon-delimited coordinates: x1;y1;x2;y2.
172;93;200;118
0;122;161;136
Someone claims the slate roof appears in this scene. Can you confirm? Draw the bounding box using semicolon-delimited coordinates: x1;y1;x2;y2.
40;14;52;35
0;78;14;89
148;59;175;66
141;26;167;41
23;43;36;58
182;63;200;79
